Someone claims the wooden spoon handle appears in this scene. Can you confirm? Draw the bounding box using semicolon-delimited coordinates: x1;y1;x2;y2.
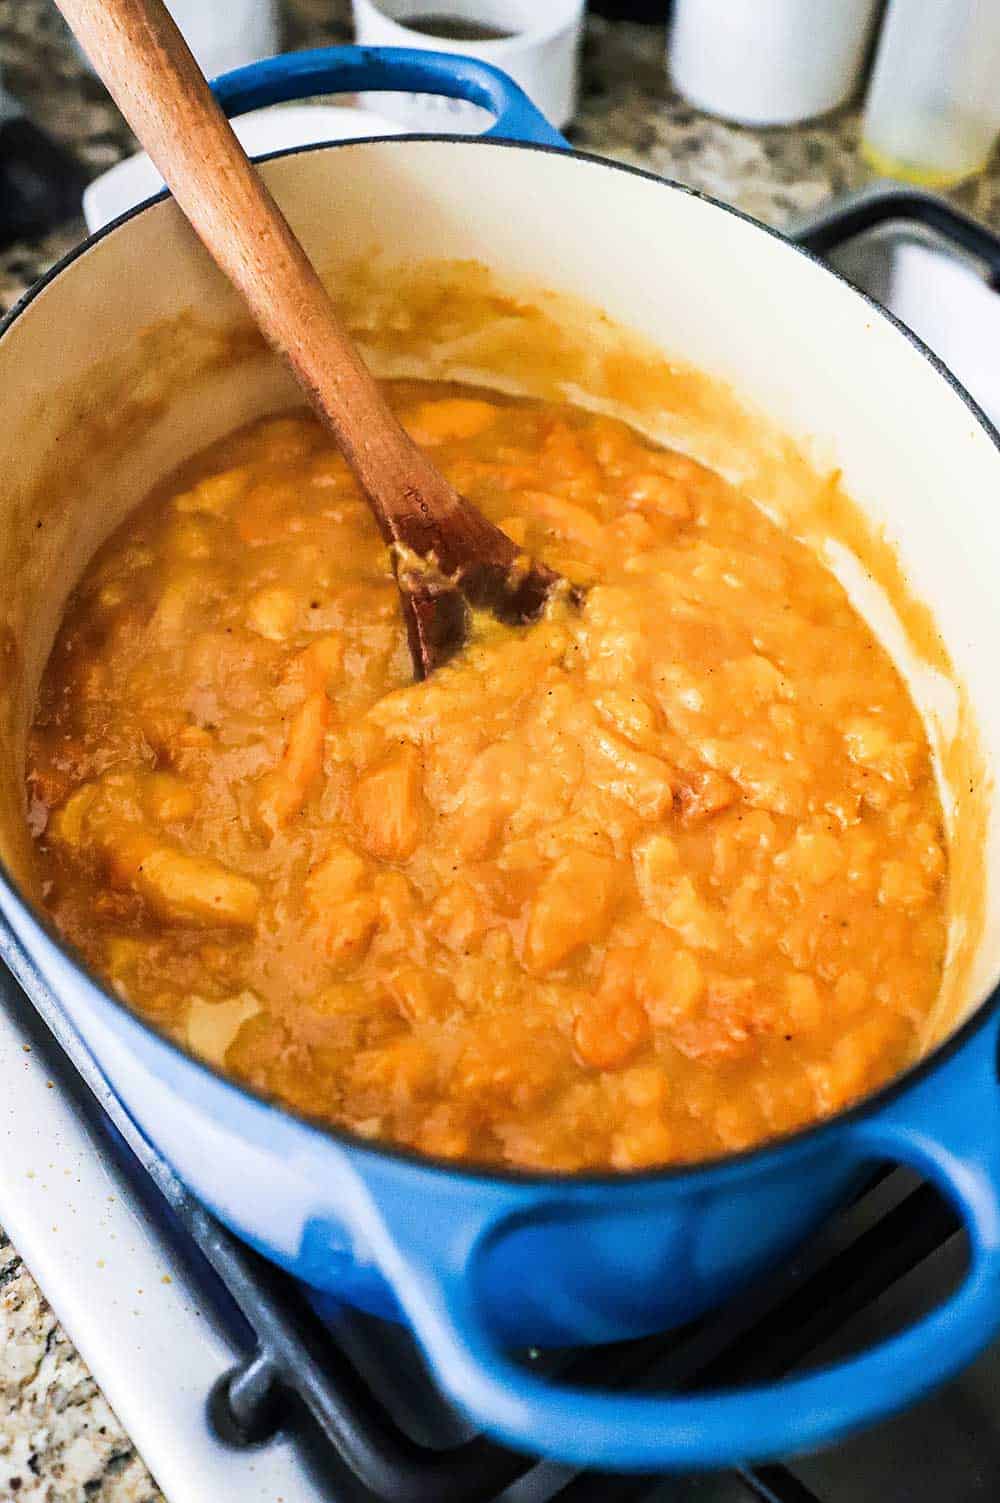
56;0;564;676
55;0;507;567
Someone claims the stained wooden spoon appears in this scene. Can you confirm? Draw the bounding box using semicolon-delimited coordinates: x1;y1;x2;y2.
56;0;564;678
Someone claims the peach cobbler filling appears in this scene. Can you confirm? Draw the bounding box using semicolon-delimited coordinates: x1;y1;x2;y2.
27;383;947;1169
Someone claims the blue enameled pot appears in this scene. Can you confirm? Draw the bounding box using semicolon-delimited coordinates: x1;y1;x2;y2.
1;46;999;1471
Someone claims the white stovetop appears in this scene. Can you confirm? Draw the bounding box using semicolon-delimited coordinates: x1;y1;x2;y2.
0;965;332;1503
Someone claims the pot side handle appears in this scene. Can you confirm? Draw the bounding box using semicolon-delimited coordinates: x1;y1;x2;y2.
208;44;570;150
365;1012;1000;1471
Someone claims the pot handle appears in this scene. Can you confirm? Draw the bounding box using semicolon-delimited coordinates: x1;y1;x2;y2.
208;44;570;149
364;1011;1000;1470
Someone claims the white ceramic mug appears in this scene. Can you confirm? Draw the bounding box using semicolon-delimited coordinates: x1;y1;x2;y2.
351;0;585;131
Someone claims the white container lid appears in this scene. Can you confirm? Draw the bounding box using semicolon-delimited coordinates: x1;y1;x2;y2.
82;104;407;234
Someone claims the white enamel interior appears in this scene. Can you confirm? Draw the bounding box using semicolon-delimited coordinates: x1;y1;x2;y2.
0;139;998;1044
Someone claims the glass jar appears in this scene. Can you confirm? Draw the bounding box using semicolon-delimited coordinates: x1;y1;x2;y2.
862;0;1000;187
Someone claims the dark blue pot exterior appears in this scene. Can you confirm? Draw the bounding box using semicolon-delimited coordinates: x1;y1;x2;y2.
3;41;1000;1475
293;1141;864;1348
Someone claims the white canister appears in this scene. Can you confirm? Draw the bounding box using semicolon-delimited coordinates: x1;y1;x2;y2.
75;0;279;80
352;0;585;132
668;0;881;128
165;0;279;77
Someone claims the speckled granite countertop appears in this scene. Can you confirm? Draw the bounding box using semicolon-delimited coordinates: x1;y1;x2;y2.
2;2;1000;1499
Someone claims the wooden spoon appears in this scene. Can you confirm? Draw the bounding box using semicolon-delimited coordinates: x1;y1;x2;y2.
55;0;565;678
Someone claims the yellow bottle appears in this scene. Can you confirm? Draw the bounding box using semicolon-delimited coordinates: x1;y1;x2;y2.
861;0;1000;188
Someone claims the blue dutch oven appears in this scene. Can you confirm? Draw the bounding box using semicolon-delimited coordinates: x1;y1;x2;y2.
1;46;1000;1472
